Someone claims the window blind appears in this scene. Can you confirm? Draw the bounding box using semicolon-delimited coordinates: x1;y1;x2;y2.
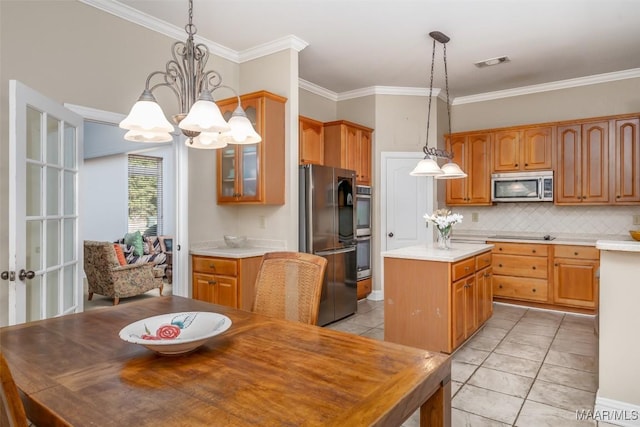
128;154;163;236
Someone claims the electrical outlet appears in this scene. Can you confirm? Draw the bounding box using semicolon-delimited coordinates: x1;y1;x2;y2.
472;212;479;222
259;215;266;229
634;214;640;225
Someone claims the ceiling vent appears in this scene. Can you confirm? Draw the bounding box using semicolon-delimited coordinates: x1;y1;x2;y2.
474;56;510;68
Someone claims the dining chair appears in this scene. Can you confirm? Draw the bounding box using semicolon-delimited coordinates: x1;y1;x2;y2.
252;252;328;325
1;352;29;427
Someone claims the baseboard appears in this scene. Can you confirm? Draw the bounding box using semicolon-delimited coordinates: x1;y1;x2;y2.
366;290;384;301
592;392;640;426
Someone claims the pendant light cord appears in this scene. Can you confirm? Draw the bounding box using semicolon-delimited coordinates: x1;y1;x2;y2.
424;38;437;157
443;43;451;137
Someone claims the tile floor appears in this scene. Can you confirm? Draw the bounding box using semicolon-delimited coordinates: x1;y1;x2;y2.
327;300;609;427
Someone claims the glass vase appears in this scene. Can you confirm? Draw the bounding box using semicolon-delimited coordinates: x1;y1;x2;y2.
437;227;452;250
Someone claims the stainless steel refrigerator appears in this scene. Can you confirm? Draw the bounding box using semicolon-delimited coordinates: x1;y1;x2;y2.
299;164;358;326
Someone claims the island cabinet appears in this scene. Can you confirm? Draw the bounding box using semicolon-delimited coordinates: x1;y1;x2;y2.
490;241;550;303
216;91;286;205
446;132;492;205
191;255;263;310
553;245;599;309
492;126;553;172
323;120;373;185
383;247;493;354
299;115;324;165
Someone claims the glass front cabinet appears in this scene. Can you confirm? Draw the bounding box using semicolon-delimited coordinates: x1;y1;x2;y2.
216;91;286;205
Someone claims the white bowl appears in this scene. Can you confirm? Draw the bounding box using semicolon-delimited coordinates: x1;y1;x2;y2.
224;235;247;248
119;312;232;355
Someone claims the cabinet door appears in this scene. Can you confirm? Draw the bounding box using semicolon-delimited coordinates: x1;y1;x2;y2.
344;126;359;173
613;118;640;203
464;277;477;338
467;133;492;204
476;267;492;325
556;125;582;203
582;121;609;203
446;135;468;205
299;116;324;165
553;258;598;308
522;126;553;170
452;278;467;349
493;130;520;172
214;276;238;308
193;272;216;303
357;130;372;185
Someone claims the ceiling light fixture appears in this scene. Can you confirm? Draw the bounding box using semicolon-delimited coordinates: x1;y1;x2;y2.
474;56;510;68
410;31;467;179
119;0;261;149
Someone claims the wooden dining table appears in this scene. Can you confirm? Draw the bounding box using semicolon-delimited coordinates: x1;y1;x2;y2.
0;296;451;426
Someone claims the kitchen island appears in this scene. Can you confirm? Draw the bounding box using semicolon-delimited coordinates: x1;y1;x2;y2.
382;243;494;354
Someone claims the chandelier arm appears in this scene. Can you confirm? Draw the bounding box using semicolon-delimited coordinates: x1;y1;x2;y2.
443;42;452;144
423;37;437;155
144;70;183;107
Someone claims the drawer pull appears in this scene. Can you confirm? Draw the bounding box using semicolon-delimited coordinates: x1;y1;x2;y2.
532;266;536;270
208;280;217;285
484;273;491;278
499;247;503;251
498;264;503;268
574;252;579;256
499;284;503;289
465;266;470;271
532;288;536;292
209;264;216;270
532;249;536;253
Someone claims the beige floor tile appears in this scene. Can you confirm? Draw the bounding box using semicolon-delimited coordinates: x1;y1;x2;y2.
482;353;541;378
475;326;509;340
510;322;558;337
467;367;533;398
504;330;554;348
325;318;373;335
453;346;491;365
463;335;502;352
360;327;384;341
561;315;596;331
355;299;379;314
451;408;510;426
484;317;518;331
555;328;598;344
537;364;598;393
492;305;527;322
550;338;598;358
452;384;523;425
451;380;463;398
452;361;479;383
515;400;596;427
494;340;548;362
348;309;384;328
527;379;595;412
401;408;420;427
544;349;597;373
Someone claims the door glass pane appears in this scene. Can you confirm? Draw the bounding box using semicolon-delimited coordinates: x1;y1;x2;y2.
242;145;258;197
64;122;76;168
46;270;60;317
47;219;60;268
26;163;41;216
47;167;60;215
26;107;41;161
26;275;42;322
221;147;236;197
63;218;75;263
64;170;75;215
26;220;42;270
47;115;60;165
63;265;75;311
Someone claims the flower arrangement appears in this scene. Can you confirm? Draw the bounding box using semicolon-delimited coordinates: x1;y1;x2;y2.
423;209;463;249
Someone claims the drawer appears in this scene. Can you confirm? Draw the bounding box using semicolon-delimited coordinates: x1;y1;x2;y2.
493;254;548;279
475;252;492;271
493;275;548;302
452;257;475;281
488;242;548;257
554;245;599;260
192;256;238;276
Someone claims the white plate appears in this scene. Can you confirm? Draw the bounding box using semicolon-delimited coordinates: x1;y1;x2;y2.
119;312;232;355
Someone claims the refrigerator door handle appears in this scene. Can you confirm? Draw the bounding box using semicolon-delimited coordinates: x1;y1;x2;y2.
316;247;356;256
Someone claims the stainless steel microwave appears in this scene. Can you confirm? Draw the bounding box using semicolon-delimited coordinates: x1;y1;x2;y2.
491;171;553;202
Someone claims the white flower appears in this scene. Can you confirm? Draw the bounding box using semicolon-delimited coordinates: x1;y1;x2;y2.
423;209;463;231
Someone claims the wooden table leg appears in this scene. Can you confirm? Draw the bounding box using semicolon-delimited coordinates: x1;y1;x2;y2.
420;377;451;427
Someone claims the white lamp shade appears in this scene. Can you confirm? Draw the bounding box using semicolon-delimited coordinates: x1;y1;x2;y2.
435;162;468;179
178;100;231;133
124;129;173;143
219;107;262;144
119;100;174;133
186;132;228;149
409;158;444;176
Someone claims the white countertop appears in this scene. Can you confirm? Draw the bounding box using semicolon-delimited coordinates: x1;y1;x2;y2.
382;242;494;262
190;238;286;259
451;231;631;247
596;240;640;252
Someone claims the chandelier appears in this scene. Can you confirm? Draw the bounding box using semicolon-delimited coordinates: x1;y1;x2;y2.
410;31;466;179
119;0;261;149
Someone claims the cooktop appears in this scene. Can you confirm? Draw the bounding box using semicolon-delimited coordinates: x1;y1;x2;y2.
490;234;556;241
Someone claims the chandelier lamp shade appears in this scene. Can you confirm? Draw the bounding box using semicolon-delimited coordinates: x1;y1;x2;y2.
119;0;261;149
410;31;467;179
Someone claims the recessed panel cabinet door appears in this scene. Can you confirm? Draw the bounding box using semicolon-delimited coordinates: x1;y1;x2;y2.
613;118;640;203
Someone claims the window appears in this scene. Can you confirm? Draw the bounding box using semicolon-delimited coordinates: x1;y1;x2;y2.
128;154;163;236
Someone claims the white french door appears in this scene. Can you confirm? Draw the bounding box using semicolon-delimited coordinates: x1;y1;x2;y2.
6;80;84;325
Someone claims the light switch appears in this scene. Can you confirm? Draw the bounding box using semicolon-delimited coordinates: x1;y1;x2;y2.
472;212;479;222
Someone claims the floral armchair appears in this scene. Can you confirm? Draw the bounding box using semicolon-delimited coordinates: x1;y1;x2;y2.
84;241;163;305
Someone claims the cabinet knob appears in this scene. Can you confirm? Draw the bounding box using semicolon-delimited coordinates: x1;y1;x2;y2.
532;266;536;270
617;195;621;199
498;264;503;267
209;264;216;270
208;280;217;285
499;284;503;289
555;263;558;267
499;247;503;251
515;163;518;167
484;273;490;278
532;249;536;253
465;266;470;271
574;252;579;256
524;163;528;166
532;288;536;292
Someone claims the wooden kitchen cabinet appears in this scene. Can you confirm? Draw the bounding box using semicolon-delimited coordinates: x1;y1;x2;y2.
446;132;492;205
323;120;374;185
612;117;640;203
191;255;263;310
216;91;286;205
299;115;324;165
553;245;599;310
490;242;550;303
357;277;372;300
556;120;609;204
492;127;553;172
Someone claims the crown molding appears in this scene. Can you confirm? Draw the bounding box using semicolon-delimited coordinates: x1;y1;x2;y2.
453;68;640;105
239;35;309;62
64;103;125;124
299;79;339;101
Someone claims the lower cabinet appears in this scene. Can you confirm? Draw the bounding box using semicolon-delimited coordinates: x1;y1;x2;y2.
191;255;263;310
553;245;599;309
491;242;550;303
356;277;372;300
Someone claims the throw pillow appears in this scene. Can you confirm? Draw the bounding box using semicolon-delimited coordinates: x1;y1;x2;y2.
113;244;127;266
124;231;144;257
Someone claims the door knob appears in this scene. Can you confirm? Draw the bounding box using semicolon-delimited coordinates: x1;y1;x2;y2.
388;232;394;237
19;269;35;280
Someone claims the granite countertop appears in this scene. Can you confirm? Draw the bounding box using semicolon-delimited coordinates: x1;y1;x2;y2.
451;231;632;247
190;238;286;259
381;242;494;262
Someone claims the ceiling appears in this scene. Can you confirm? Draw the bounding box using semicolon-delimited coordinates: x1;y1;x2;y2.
114;0;640;100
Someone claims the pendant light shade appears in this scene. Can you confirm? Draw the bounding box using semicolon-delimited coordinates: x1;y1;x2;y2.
220;106;262;144
410;158;444;176
124;129;174;143
119;90;174;134
178;92;231;134
186;132;228;149
436;161;468;179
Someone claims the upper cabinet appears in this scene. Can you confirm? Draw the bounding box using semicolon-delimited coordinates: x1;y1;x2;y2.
323;120;374;185
556;121;609;204
612;118;640;203
299;116;324;166
492;127;553;172
446;132;492;205
216;91;286;205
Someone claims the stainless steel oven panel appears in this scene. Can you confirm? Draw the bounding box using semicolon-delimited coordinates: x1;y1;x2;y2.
356;185;372;237
356;236;371;279
491;171;553;202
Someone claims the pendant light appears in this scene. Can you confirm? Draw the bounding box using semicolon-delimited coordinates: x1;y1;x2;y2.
410;31;467;179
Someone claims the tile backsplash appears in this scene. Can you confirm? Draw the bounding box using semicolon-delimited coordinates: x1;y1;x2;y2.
449;203;639;236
